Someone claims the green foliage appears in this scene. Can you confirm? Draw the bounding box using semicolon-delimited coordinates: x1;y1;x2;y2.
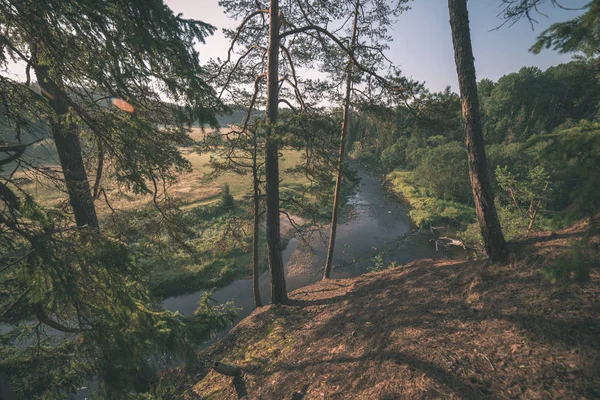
380;136;408;172
350;141;379;164
479;62;600;143
0;221;236;398
533;121;600;220
540;238;592;285
1;0;228;197
412;142;471;204
496;164;551;231
387;170;476;228
530;1;600;58
108;201;252;298
220;183;235;210
369;253;385;272
1;3;232;395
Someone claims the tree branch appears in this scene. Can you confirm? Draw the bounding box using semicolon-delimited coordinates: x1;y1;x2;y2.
209;9;269;82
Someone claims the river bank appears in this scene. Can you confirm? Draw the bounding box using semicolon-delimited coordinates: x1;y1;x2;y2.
162;166;446;320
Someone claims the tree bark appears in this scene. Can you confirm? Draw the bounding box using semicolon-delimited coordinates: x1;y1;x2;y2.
35;67;99;229
324;0;360;279
265;0;287;303
448;0;505;261
252;134;263;308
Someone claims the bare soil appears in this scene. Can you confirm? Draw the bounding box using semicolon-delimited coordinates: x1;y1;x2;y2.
162;218;600;399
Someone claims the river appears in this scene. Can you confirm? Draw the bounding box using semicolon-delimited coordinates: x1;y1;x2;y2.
75;165;449;399
162;166;443;319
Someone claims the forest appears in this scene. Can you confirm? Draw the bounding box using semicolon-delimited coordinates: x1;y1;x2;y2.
0;0;598;398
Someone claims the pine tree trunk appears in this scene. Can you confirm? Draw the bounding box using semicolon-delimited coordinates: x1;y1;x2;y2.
324;0;361;279
448;0;505;261
35;68;99;229
265;0;287;304
252;136;263;308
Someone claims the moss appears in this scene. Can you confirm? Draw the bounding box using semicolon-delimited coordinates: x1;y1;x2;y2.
193;307;305;398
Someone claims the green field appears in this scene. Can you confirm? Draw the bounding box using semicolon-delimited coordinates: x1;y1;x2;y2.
11;139;333;298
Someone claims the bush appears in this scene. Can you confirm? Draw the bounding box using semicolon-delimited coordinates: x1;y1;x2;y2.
349;141;379;164
380;136;408;172
412;142;472;204
220;183;235;210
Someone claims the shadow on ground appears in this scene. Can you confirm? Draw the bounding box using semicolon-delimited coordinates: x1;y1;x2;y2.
164;220;600;399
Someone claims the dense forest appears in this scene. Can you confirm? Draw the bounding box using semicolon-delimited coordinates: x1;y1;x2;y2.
0;0;598;398
354;58;600;245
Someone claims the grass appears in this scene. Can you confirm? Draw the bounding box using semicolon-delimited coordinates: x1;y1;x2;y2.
386;169;553;251
8;140;337;298
105;147;320;298
386;169;476;228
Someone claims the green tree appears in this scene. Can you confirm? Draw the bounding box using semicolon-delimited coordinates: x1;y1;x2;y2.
0;0;230;397
413;142;471;204
220;183;236;210
535;121;600;219
496;165;551;230
530;0;600;57
1;0;225;226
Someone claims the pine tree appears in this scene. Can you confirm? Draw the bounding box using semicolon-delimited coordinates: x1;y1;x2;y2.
448;0;507;260
0;0;230;397
323;0;410;278
216;0;413;298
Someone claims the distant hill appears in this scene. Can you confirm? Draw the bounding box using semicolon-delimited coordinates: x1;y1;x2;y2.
1;114;57;168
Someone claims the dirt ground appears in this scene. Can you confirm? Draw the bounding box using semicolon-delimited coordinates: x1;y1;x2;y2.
162;218;600;399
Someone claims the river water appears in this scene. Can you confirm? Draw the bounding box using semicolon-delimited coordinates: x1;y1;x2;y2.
162;166;442;320
75;166;447;399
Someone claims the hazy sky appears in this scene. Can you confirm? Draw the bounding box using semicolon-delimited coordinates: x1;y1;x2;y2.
167;0;589;92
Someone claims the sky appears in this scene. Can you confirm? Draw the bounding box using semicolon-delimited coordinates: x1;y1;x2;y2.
167;0;589;93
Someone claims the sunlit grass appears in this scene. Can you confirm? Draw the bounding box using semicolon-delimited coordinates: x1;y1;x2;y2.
11;144;312;217
7;141;328;297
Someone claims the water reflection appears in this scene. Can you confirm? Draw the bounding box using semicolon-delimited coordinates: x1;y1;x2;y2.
162;166;443;320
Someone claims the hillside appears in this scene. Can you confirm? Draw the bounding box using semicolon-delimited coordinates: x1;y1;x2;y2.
160;218;600;399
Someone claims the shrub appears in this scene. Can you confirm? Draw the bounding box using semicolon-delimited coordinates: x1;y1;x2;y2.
387;170;476;228
380;136;408;171
541;238;591;285
220;183;235;210
412;142;472;204
349;141;379;164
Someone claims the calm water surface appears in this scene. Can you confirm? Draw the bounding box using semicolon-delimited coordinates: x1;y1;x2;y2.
162;166;443;319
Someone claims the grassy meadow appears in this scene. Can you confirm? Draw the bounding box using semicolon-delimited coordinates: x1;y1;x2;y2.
10;127;334;298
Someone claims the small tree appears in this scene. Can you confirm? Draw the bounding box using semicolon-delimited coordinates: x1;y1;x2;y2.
220;183;236;210
206;121;265;308
496;165;551;230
